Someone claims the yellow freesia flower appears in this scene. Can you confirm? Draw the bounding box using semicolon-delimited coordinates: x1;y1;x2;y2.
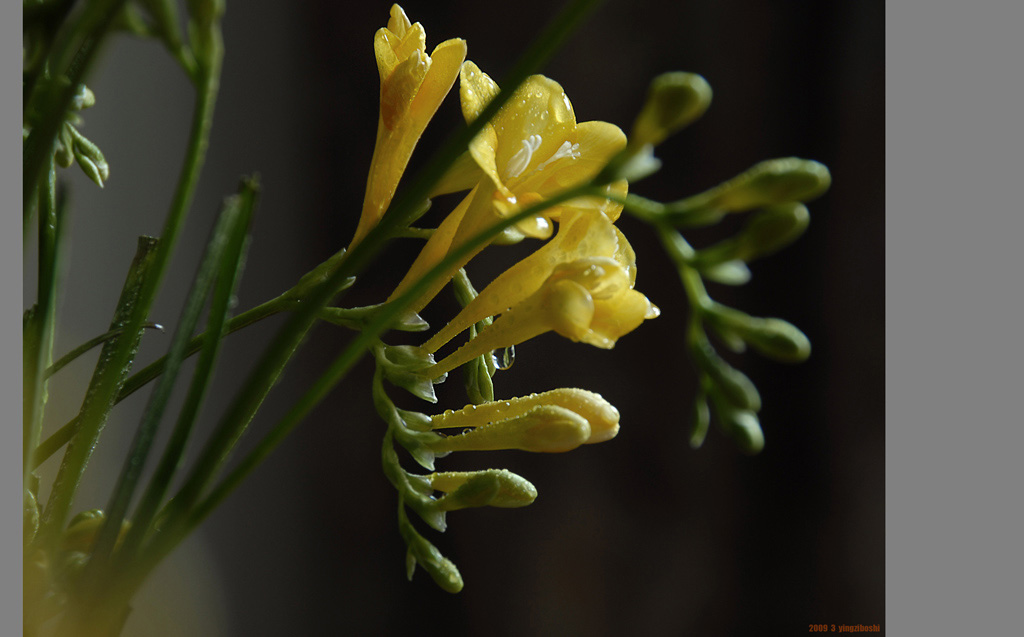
349;5;467;249
422;209;629;353
387;61;628;315
426;251;659;379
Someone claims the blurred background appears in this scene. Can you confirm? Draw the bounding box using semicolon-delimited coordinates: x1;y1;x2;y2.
30;0;884;634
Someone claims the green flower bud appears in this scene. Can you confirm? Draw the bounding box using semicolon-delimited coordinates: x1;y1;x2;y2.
708;388;765;454
700;259;751;286
55;122;75;169
379;344;440;403
631;72;712;148
68;126;109;187
430;469;538;511
402;528;464;593
71;84;96;111
691;339;761;412
706;303;811;363
697;158;831;213
737;203;810;260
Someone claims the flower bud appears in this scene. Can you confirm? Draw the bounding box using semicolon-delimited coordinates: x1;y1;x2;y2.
403;530;464;593
428;405;591;453
430;388;620;445
430;469;538;510
61;509;131;553
706;304;811;363
690;158;830;214
691;339;761;412
68;126;109;187
737;203;810;260
710;394;765;455
631;72;712;148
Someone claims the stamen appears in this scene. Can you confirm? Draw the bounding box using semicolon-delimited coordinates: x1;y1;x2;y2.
534;140;581;172
505;134;543;180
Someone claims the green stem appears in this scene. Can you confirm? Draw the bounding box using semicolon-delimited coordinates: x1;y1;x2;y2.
35;29;223;546
37;236;161;548
24;156;62;485
31;297;289;471
44;323;165;380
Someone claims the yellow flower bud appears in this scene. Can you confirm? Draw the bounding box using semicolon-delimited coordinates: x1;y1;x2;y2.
430;388;620;445
429;469;538;510
429;405;591;453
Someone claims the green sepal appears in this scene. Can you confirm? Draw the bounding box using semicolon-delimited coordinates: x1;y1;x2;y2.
285;248;356;303
379;344;442;403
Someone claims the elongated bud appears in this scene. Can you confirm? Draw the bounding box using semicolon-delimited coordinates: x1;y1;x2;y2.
737;203;810;260
706;303;810;363
430;388;620;444
402;528;463;593
430;469;538;510
686;158;830;215
691;339;761;412
429;405;591;453
709;389;765;454
631;72;712;148
68;126;109;187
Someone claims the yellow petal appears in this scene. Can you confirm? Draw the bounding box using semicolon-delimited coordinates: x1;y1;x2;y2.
490;76;577;187
379;49;429;130
387;4;412;36
459;60;500;124
409;38;467;132
583;289;660;349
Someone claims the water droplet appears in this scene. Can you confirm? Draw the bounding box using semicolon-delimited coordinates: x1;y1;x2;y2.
497;346;516;370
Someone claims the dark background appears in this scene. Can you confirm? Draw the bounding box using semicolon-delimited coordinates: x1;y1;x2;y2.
39;1;884;634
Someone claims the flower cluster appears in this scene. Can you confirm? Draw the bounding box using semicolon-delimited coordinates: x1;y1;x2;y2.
354;4;828;593
361;4;660;592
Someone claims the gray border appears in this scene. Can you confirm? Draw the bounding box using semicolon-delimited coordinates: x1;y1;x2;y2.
6;0;23;631
888;0;1022;634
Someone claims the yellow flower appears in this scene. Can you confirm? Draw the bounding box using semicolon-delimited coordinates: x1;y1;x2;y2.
388;61;628;315
426;247;659;379
422;209;627;353
349;5;467;249
427;388;621;453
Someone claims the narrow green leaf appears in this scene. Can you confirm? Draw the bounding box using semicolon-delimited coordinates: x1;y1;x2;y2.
119;178;258;565
38;235;160;546
88;180;257;576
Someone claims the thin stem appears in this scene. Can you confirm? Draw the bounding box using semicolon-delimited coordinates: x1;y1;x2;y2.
35;29;224;545
45;323;165;380
31;297;289;471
